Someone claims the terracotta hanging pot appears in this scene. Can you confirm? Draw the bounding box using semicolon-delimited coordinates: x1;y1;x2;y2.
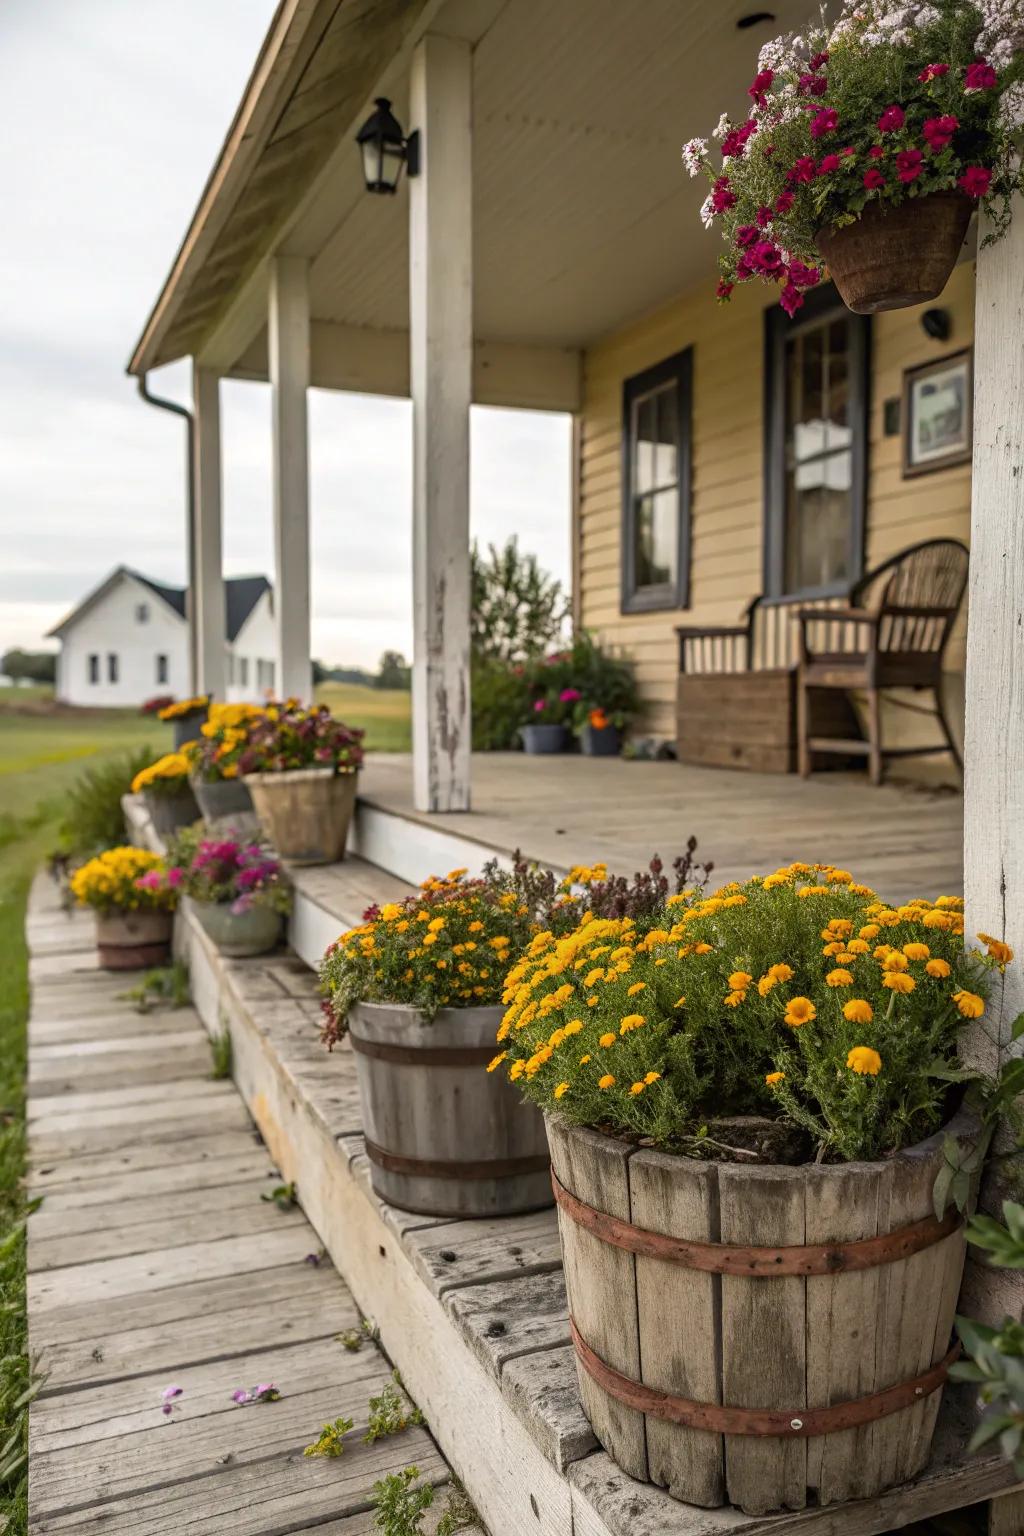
815;192;972;315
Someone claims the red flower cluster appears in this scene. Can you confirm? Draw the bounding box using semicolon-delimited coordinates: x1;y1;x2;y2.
721;119;758;158
964;60;998;92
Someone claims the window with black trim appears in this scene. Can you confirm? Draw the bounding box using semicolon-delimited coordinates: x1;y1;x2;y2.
107;653;119;684
621;348;692;613
764;290;869;599
87;654;99;685
156;654;168;685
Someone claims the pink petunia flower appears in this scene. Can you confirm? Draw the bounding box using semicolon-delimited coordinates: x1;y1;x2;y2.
716;279;734;301
774;190;795;214
787;261;821;291
868;144;885;159
748;68;774;105
533;698;547;713
798;73;828;97
863;167;886;189
559;688;581;703
817;153;841;176
779;283;804;318
923;115;958;151
810;50;829;70
810;107;839;138
964;60;997;92
895;148;924;183
735;224;759;247
786;156;817;186
958;165;992;196
749;241;784;277
755;204;773;228
919;63;949;82
877;104;905;133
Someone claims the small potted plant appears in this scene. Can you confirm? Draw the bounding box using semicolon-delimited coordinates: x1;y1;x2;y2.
70;846;180;969
158;695;211;748
521;685;580;754
685;3;1024;315
190;703;264;824
576;706;624;756
171;829;290;957
238;702;364;865
131;749;201;838
319;867;553;1217
500;864;1004;1512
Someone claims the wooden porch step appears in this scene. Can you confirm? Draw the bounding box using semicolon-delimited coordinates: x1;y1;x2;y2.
177;897;1023;1536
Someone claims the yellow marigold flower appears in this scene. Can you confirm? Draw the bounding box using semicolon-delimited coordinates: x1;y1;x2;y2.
784;997;816;1028
846;939;870;955
843;999;874;1023
859;924;880;940
396;919;410;933
723;990;746;1007
922;909;953;930
926;958;951;978
826;969;854;987
882;952;909;973
873;944;892;961
486;1053;507;1073
876;910;901;928
768;963;794;983
883;972;915;994
549;1028;566;1049
728;971;753;991
765;1071;785;1085
936;895;963;909
757;974;777;997
624;980;646;998
822;919;853;938
584;968;604;988
554;1082;569;1100
599;1032;616;1048
619;1013;646;1032
953;989;985;1019
422;932;438;947
564;1019;583;1036
986;938;1014;966
380;903;402;921
822;941;845;957
427;916;446;932
626;1080;646;1096
673;995;686;1009
903;943;930;961
847;1046;882;1076
579;1053;591;1065
446;867;468;881
587;996;599;1007
694;942;714;954
509;1060;525;1080
598;1074;615;1090
643;1071;661;1085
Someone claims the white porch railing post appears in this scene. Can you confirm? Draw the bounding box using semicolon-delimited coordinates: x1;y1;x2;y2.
191;364;227;699
963;206;1024;1078
269;255;313;704
409;33;473;813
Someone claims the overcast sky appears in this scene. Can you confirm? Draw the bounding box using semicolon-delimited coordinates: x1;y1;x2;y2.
0;1;571;669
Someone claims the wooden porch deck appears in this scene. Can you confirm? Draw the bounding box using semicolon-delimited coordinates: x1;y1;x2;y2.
24;876;453;1535
358;754;964;906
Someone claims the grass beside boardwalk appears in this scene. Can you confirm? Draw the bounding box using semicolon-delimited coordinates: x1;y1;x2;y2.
316;681;411;752
0;699;172;1535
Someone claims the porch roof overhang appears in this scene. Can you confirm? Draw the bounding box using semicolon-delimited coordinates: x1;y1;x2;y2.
128;0;809;409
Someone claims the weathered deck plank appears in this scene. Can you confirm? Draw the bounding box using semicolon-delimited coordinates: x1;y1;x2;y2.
25;880;453;1535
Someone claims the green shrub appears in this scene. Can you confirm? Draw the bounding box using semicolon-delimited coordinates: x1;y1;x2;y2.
471;538;568;664
58;746;155;859
471;658;531;750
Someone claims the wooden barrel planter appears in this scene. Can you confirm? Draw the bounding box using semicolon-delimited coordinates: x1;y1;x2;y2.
347;1002;553;1218
547;1108;975;1516
95;909;173;970
244;768;357;865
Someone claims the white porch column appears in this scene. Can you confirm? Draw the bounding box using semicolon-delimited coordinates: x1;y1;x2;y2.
409;33;473;812
963;205;1024;1079
268;255;313;703
191;365;227;699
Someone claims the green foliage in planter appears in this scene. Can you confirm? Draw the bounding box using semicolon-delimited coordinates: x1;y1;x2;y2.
57;746;155;859
952;1200;1024;1471
500;863;1001;1163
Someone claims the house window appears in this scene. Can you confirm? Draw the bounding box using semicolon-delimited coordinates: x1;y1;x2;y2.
238;657;249;687
88;654;99;685
156;654;168;685
764;290;870;598
257;659;275;693
135;603;149;623
107;653;119;684
621;348;692;613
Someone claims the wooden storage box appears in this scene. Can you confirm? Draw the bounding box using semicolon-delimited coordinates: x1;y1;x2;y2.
676;669;860;774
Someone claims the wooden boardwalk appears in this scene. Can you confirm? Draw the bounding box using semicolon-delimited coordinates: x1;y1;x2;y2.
24;876;449;1535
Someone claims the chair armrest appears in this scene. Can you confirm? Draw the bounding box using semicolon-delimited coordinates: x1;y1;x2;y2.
675;624;749;639
795;606;878;626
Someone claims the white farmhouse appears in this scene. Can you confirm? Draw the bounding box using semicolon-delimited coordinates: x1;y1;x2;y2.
49;566;276;707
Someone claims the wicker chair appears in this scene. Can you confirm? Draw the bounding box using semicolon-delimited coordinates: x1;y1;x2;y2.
796;538;968;785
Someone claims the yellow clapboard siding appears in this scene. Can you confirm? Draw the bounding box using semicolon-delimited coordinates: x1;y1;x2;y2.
577;259;975;742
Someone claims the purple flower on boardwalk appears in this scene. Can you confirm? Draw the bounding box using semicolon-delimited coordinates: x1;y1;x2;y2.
161;1384;183;1416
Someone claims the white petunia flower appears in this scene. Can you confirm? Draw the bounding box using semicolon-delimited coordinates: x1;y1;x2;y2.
681;137;708;176
713;112;731;140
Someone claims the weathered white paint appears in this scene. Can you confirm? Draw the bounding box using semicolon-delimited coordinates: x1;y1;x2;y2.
191;365;227;699
409;33;473;813
964;204;1024;1075
230;321;582;412
268;255;313;703
52;572;188;708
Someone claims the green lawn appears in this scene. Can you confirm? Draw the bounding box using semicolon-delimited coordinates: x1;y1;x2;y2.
0;700;172;1535
316;682;411;752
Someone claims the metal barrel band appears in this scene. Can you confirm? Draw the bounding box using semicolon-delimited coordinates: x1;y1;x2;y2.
570;1319;960;1438
349;1035;498;1068
365;1137;550;1182
551;1168;962;1276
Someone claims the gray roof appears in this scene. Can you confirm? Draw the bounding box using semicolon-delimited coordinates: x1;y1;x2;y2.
47;566;271;641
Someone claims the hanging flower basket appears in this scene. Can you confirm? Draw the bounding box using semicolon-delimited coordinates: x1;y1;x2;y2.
683;3;1024;319
816;190;973;313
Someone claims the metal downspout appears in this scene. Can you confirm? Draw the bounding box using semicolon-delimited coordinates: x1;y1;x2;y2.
135;375;198;695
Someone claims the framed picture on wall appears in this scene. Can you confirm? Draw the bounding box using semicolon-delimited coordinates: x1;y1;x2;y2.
902;349;973;477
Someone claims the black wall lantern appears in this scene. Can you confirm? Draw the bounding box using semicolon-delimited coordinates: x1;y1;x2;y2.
356;97;420;194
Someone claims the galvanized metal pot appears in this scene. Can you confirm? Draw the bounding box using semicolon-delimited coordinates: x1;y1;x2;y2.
191;775;254;826
190;898;282;957
144;787;201;839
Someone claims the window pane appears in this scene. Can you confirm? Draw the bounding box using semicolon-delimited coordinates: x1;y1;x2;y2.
784;449;852;593
634;385;678;494
634;488;677;590
634;394;657;493
825;318;852;452
654;386;678;488
787;324;827;466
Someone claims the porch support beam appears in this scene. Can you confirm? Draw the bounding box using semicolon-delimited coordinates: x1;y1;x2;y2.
191;365;227;699
409;33;473;813
268;255;313;703
963;204;1024;1077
